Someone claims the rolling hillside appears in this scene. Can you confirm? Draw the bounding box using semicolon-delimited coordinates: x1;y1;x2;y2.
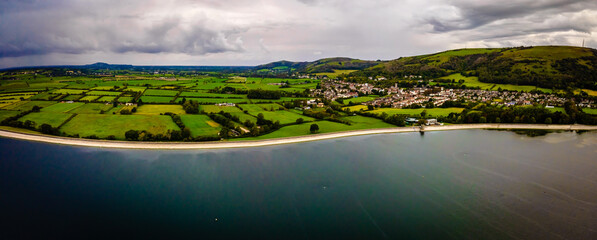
255;57;382;74
355;46;597;90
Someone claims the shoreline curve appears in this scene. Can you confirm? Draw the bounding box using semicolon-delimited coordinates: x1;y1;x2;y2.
1;124;596;149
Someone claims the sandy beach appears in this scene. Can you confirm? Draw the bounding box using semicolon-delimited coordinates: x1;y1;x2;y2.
0;124;596;149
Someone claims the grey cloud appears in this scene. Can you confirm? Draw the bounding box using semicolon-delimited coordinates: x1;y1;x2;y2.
424;0;597;32
0;0;245;58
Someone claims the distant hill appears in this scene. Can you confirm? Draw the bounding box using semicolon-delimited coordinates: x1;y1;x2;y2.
354;46;597;90
255;57;383;74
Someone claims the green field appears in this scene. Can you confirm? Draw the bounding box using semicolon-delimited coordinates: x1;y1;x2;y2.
439;73;552;93
256;110;315;125
343;96;378;105
52;89;87;95
40;102;85;113
144;89;179;96
124;86;147;92
369;107;464;117
29;92;54;100
343;105;369;111
69;103;114;114
585;108;597;115
135;105;186;115
140;96;175;103
0;110;20;122
19;112;74;128
199;105;242;113
86;90;122;96
80;96;100;101
97;96;117;102
315;69;358;78
550;107;597;115
181;98;248;104
179;92;244;98
180;115;221;137
62;95;83;101
60;114;180;139
2;100;58;111
118;96;134;103
237;104;266;112
238;104;285;112
244;115;394;140
230;112;257;124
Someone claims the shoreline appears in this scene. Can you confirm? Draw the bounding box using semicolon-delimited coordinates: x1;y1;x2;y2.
1;124;596;149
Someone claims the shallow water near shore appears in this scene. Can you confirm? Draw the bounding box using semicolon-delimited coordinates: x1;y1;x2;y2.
1;130;597;239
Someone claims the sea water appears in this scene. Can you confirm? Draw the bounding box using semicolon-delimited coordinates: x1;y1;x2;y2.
1;130;596;239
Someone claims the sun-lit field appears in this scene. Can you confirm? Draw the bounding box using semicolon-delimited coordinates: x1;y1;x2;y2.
60;114;180;139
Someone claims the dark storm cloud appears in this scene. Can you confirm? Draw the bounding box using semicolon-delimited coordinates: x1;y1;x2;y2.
424;0;597;32
0;0;244;58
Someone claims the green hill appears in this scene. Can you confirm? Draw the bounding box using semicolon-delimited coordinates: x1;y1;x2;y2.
356;46;597;90
255;57;382;74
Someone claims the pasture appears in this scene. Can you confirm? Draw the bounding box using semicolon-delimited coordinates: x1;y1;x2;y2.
343;105;368;112
238;104;285;112
97;96;117;102
52;89;87;95
19;112;74;128
343;96;378;105
179;91;244;98
180;98;248;104
135;105;186;115
199;105;242;113
69;103;113;114
140;96;175;103
0;110;20;122
315;69;357;79
180;115;221;137
118;96;134;103
439;74;552;93
144;89;179;96
2;101;58;111
60;114;180;139
86;90;122;96
230;112;257;124
80;96;100;101
62;95;83;101
257;111;315;125
40;102;85;113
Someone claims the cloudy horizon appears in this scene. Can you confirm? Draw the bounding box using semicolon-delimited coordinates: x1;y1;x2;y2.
1;0;596;68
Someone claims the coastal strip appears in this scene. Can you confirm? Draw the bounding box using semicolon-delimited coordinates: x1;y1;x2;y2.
1;124;596;149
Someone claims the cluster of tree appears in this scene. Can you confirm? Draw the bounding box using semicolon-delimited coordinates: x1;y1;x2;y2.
447;102;597;125
355;111;407;127
183;100;200;114
552;55;597;90
119;107;137;115
165;113;192;140
303;108;351;125
123;129;214;141
247;89;282;99
210;86;249;95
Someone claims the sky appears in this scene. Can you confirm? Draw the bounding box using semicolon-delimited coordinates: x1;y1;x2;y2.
1;0;596;68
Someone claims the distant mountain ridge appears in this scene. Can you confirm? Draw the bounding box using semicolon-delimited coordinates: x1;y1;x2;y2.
254;57;382;73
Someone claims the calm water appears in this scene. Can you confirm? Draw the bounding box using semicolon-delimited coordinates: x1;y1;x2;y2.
1;130;597;239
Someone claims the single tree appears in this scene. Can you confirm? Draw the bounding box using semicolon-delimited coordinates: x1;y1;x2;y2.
310;123;319;133
296;118;304;124
125;130;139;141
